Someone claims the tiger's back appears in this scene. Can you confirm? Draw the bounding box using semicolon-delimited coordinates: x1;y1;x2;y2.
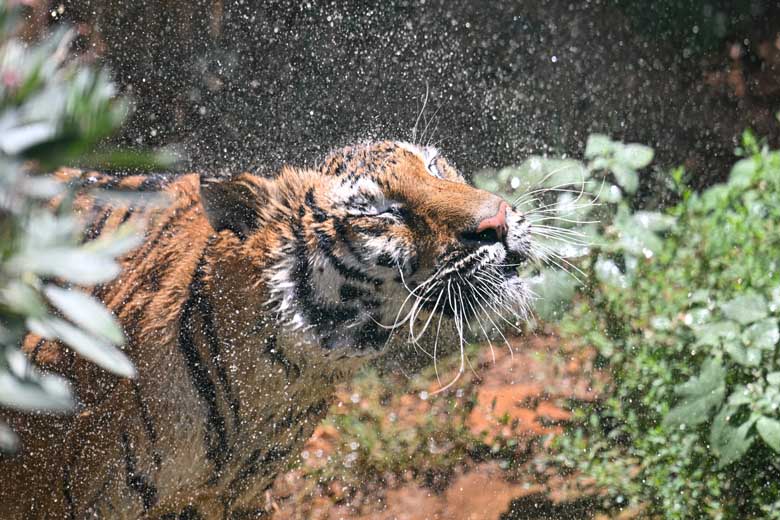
2;169;341;518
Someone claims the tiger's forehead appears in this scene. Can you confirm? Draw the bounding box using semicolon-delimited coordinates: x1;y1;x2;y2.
318;140;462;184
395;141;438;165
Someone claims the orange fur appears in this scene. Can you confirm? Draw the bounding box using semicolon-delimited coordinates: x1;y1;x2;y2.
0;141;532;518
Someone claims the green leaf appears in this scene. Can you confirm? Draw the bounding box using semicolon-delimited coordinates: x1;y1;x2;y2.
20;176;63;199
610;162;639;194
631;211;676;232
74;148;177;172
0;372;74;413
600;184;623;203
0;281;46;318
689;290;710;305
0;350;73;412
724;337;761;367
693;321;740;347
728;157;758;188
43;285;125;345
767;372;780;386
0;122;57;155
721;292;768;325
686;307;712;327
769;286;780;313
699;184;731;212
584;134;613;159
0;421;18;454
727;386;753;407
664;358;726;428
615;218;663;256
27;317;136;379
8;248;120;285
756;416;780;453
594;256;627;288
82;225;145;258
615;143;654;169
742;319;779;351
529;268;579;322
541;159;589;188
650;315;672;331
515;157;589;190
710;407;755;467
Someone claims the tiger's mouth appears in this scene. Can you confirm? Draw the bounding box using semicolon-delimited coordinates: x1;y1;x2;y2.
407;243;529;317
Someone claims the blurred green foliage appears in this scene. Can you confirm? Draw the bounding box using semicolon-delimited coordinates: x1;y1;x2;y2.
472;131;780;517
0;4;167;452
544;132;780;518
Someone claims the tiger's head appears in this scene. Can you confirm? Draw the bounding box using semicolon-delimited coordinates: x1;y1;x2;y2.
201;141;540;360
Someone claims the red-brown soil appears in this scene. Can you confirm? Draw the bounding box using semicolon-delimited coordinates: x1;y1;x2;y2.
267;333;623;520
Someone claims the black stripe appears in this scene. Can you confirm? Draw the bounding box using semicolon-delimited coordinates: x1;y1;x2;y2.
131;381;162;468
313;227;382;286
304;188;329;223
80;201;202;420
355;318;390;348
161;505;203;520
81;207;112;243
192;268;242;432
30;338;45;364
138;174;170;192
408;254;420;276
119;207;135;226
79;175;119;190
134;200;200;262
178;253;230;479
263;334;300;380
231;445;290;492
228;507;269;519
333;218;369;264
120;431;158;511
224;399;328;508
111;200;200;316
62;460;76;520
339;284;366;302
376;252;395;267
292;226;360;334
351;221;390;237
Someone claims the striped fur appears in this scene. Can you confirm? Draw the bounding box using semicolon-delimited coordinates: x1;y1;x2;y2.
0;141;536;518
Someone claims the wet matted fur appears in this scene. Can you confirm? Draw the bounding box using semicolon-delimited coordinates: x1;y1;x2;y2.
0;141;542;519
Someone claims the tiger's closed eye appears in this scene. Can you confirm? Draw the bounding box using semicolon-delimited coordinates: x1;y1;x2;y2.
428;162;441;178
378;204;407;219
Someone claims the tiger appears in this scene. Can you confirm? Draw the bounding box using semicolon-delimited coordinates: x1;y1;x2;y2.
0;140;539;519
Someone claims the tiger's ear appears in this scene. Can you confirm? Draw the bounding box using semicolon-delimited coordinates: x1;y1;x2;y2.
200;172;269;239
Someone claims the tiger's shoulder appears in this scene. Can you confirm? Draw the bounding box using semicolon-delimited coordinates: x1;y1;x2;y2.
22;168;213;381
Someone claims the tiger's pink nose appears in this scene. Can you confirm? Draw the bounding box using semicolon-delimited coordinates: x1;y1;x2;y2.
475;201;509;241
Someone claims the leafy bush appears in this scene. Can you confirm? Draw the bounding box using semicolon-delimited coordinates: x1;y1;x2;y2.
476;131;780;517
561;133;780;518
0;4;165;451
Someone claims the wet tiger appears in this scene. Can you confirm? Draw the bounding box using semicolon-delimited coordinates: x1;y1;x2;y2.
0;141;539;519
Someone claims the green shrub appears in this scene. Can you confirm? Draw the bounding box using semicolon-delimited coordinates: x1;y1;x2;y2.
0;4;167;451
561;133;780;518
475;131;780;517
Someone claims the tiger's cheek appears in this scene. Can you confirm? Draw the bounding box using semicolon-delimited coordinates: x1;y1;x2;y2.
363;224;418;274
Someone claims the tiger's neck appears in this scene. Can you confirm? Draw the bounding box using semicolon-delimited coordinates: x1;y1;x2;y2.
232;189;397;356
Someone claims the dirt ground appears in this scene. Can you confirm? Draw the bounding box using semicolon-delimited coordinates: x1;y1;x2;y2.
266;333;630;520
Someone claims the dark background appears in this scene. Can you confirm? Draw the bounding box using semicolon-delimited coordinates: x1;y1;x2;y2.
37;0;780;189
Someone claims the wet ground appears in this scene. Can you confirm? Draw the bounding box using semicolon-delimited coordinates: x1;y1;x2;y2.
267;333;626;520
